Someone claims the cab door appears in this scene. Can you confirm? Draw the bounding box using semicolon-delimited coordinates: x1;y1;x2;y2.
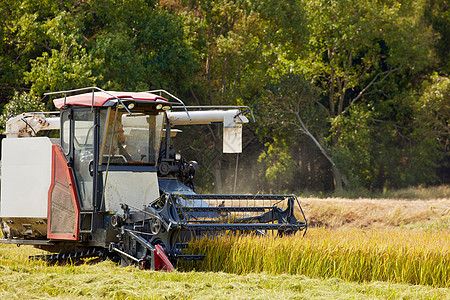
47;109;81;240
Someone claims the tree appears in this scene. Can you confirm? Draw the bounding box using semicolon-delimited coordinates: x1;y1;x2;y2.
0;0;198;97
170;0;286;192
0;0;447;192
285;0;437;190
415;74;450;183
424;0;450;74
25;44;99;97
0;92;45;129
258;73;335;191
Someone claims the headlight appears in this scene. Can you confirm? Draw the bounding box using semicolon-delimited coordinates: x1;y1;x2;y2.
175;153;182;161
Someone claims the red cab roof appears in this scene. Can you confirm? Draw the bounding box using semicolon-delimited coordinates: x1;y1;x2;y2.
53;91;167;109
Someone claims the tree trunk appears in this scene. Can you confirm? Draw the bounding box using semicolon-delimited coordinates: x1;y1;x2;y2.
293;111;346;191
214;159;223;194
332;165;343;192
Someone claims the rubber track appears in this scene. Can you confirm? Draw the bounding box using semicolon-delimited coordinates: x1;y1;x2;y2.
29;247;105;261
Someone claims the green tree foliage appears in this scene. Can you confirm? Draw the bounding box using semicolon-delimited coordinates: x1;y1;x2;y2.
417;74;450;148
0;0;447;192
415;74;450;181
329;73;449;190
89;3;198;92
258;73;333;191
296;0;439;190
424;0;450;73
25;45;99;97
299;0;435;123
331;85;447;190
0;0;197;101
0;92;45;128
167;0;301;192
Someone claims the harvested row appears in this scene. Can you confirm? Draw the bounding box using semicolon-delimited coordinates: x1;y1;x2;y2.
180;228;449;288
300;197;450;229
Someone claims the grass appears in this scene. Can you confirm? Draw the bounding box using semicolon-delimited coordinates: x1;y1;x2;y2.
300;197;450;229
0;244;448;299
0;187;448;298
381;185;450;199
300;184;450;200
181;228;450;288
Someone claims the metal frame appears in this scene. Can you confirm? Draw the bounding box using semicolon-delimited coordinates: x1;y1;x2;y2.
176;194;307;234
147;89;190;120
45;87;132;114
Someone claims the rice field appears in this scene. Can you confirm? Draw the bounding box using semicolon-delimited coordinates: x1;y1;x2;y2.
0;241;448;299
180;228;449;288
0;193;448;298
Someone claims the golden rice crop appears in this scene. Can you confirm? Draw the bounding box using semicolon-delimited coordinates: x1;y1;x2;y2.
179;228;449;288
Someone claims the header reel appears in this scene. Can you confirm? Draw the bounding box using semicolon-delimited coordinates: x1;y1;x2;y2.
108;192;307;269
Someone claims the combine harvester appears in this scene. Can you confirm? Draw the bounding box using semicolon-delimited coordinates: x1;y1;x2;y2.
0;87;307;270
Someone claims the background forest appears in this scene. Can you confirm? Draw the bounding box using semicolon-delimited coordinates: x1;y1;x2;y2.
0;0;448;194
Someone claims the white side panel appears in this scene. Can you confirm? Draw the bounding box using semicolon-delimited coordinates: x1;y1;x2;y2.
223;125;242;153
103;172;159;213
1;137;52;218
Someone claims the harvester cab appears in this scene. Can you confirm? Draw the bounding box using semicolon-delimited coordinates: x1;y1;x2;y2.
0;87;307;270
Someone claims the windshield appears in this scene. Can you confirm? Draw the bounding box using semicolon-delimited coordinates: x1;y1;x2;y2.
100;108;164;165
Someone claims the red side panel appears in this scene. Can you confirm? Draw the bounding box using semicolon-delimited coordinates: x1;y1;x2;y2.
154;244;174;272
47;145;80;240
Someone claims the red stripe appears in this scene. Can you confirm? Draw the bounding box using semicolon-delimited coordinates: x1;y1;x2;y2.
47;145;80;240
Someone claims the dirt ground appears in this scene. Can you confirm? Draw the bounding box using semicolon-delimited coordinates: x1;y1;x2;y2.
299;197;450;229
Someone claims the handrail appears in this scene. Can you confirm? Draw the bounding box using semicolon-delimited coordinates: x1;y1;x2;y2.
11;111;60;115
44;86;131;114
44;86;106;95
146;89;191;120
44;88;255;121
